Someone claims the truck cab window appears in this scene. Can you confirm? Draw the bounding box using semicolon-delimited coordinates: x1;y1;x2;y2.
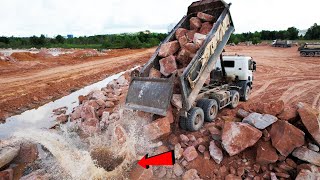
224;61;235;67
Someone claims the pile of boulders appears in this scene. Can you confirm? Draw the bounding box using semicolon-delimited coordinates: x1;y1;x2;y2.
150;12;215;78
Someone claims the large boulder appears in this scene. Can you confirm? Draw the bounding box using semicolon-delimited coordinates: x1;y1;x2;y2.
297;103;320;145
0;145;19;168
199;22;213;35
296;169;320;180
189;17;202;30
175;28;188;40
256;141;278;164
158;41;180;58
257;100;285;116
159;55;177;76
269;120;305;157
242;113;278;129
13;143;38;164
197;12;214;22
277;106;298;121
292;146;320;166
176;49;193;67
143;116;171;141
193;33;207;47
184;43;199;54
222;122;262;156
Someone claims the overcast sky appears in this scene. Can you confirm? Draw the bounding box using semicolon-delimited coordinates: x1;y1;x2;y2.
0;0;319;37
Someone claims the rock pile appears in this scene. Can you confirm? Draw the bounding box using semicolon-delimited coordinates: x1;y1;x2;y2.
151;12;215;78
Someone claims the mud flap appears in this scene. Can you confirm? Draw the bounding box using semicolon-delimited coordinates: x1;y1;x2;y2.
125;76;174;116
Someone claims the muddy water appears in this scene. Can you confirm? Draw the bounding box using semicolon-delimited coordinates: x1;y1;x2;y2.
0;72;125;138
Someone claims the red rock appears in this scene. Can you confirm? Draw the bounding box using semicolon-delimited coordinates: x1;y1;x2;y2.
297;103;320;145
189;17;202;30
14;143;38;163
197;12;214;22
257;100;285;116
180;134;189;143
275;172;290;178
184;43;199;54
222;122;262;156
176;28;188;40
262;129;271;141
296;163;320;173
78;95;87;104
114;125;127;145
237;167;245;177
171;94;182;109
0;169;13;180
187;134;196;142
198;145;206;153
105;101;115;108
186;30;197;42
237;109;250;119
270;120;305;157
174;143;184;159
176;49;193;67
193;33;207;47
285;158;297;168
149;68;161;78
56;114;69;123
80;105;97;120
183;146;198;162
129;166;153;180
158;40;180;58
70;106;82;121
254;164;261;173
165;105;174;124
159;55;177;76
296;169;320;180
204;151;210;160
183;169;200;180
292;146;320;166
143;116;171;141
277;106;298;121
256;141;278;164
91;90;107;101
82;118;99;127
278;161;294;171
178;35;189;47
199;22;213;35
225;174;242;180
209;141;223;164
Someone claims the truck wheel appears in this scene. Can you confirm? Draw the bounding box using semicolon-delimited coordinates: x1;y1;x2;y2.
186;107;204;131
229;90;240;109
241;85;251;102
179;116;187;130
197;99;218;122
308;52;315;57
301;52;307;57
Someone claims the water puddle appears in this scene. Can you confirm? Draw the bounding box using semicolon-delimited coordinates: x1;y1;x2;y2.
0;71;127;139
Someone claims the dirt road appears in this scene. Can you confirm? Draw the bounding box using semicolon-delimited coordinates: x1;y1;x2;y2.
0;48;156;121
226;45;320;110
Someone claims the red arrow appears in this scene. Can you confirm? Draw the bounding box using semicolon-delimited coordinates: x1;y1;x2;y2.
138;150;175;169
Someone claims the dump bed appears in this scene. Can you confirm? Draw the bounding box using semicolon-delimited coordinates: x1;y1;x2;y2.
126;0;234;116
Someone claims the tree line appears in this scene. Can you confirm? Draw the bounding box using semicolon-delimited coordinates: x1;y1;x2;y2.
0;31;168;49
229;23;320;45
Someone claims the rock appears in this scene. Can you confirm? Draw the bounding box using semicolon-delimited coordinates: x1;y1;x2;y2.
237;167;245;177
297;103;320;145
278;161;294;171
186;30;197;42
78;95;87;104
225;174;242;180
182;169;200;180
203;151;210;160
257;100;285;116
198;145;206;153
243;113;278;129
159;55;177;76
0;145;19;169
183;146;198;162
70;106;82;121
262;129;271;141
165;105;174;124
181;160;188;167
149;68;161;78
297;163;320;173
174;144;184;159
270;120;305;156
270;172;278;180
236;109;250;119
114;125;127;145
173;163;184;176
13;143;38;164
199;22;213;35
275;172;290;178
277;106;298;121
20;169;49;180
187;134;196;142
105;101;115;108
197;12;214;22
80;105;97;121
56;114;69;123
292;146;320;166
253;164;261;173
0;169;13;180
91;90;107;101
180;134;189;143
158;41;180;58
177;49;193;67
82;118;99;128
256;141;278;164
285;158;297;168
184;43;199;54
222;122;262;156
116;76;128;86
178;35;189;47
308;143;320;152
193;33;207;47
296;169;320;180
171;94;183;109
143;116;171;141
95;99;107;109
176;28;188;40
209;141;223;164
189;17;202;30
129;166;153;180
208;126;222;141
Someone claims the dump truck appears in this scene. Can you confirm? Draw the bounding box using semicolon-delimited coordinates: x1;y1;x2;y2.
125;0;256;131
298;43;320;57
272;40;292;48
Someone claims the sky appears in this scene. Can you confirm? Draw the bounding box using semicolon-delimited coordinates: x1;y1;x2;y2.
0;0;319;37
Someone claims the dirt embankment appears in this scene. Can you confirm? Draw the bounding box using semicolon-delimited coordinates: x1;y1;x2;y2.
0;48;156;121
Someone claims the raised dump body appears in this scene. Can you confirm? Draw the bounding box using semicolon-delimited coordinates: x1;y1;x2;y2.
126;0;234;116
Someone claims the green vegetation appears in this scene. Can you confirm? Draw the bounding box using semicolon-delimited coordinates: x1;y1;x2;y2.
229;24;320;45
0;31;168;49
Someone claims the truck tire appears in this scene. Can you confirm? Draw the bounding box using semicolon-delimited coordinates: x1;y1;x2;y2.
229;90;240;109
301;52;307;57
241;85;251;102
186;107;204;131
308;52;315;57
197;99;218;122
179;116;187;130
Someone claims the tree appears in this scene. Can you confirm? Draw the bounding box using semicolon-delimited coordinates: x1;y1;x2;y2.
55;35;65;44
305;23;320;40
286;27;299;40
